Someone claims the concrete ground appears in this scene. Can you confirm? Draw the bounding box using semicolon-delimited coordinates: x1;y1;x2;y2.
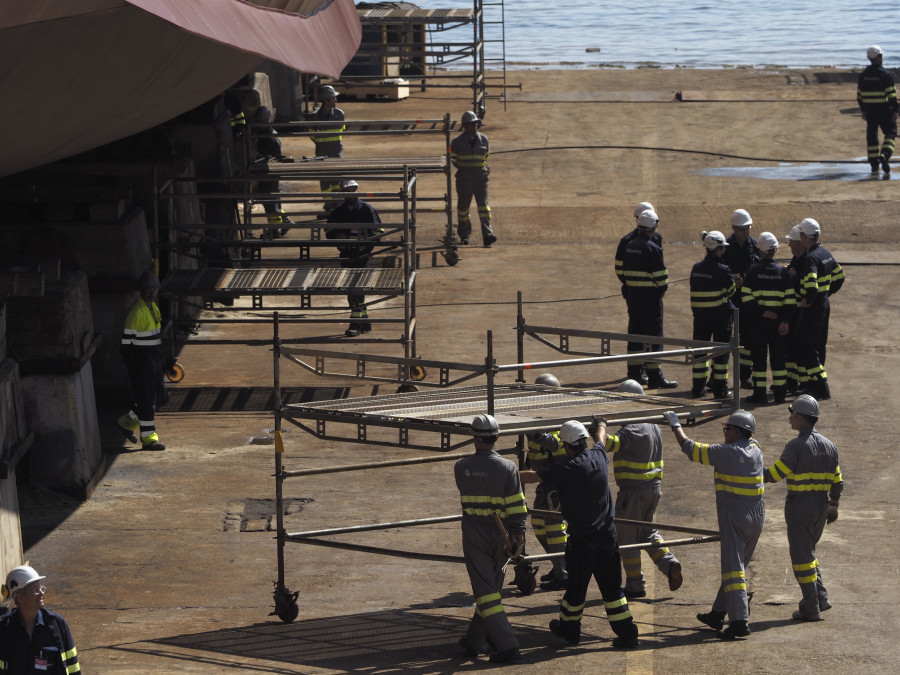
20;67;900;673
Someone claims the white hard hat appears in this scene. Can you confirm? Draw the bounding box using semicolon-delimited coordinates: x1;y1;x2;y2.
637;210;659;230
471;414;499;437
341;179;359;190
789;394;820;417
702;230;728;250
559;420;589;445
797;218;820;237
634;201;654;219
617;379;644;394
319;84;339;99
534;373;561;387
785;224;802;241
868;45;883;60
724;409;756;433
2;566;45;603
730;209;753;228
757;231;779;253
461;110;481;125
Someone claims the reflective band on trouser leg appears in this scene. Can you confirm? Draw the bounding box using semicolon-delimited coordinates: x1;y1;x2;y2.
475;592;505;619
722;569;746;594
868;144;881;161
793;558;819;585
693;359;710;386
605;596;634;624
622;553;643;588
267;213;283;225
559;597;584;623
139;420;157;443
712;358;729;384
478;205;492;224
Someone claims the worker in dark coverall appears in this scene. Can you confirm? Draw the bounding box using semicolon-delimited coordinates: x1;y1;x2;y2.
857;45;898;175
615;209;677;389
764;395;843;622
664;409;765;640
793;218;845;401
689;230;736;399
0;565;80;674
783;225;806;392
454;414;527;664
117;270;167;451
608;379;682;599
253;106;293;238
741;231;794;404
326;180;383;337
310;84;346;213
520;420;640;649
722;209;760;389
450;111;496;247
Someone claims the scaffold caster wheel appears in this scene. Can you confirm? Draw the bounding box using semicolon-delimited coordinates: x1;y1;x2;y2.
397;384;419;393
410;364;427;381
513;562;538;596
444;249;459;266
165;362;185;383
271;586;299;623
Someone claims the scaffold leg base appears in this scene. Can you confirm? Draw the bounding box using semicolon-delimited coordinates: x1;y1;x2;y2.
271;585;299;623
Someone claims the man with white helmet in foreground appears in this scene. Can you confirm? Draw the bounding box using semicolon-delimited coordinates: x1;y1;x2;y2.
608;379;682;599
664;409;765;640
0;565;80;673
450;111;496;247
689;230;736;399
454;414;527;663
857;45;898;175
741;231;794;404
764;395;843;622
519;419;639;648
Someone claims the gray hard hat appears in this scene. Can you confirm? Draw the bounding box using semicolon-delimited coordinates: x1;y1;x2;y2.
461;110;481;125
319;85;339;99
617;379;644;394
534;373;561;387
472;414;499;437
789;394;820;418
341;179;359;190
559;420;589;445
724;410;756;434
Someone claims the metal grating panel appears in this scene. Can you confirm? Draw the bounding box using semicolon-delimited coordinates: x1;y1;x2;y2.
257;156;447;176
357;8;475;21
161;267;404;297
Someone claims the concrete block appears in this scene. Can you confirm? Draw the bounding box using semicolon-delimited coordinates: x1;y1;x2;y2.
0;469;25;578
89;291;138;398
20;363;103;499
0;359;27;453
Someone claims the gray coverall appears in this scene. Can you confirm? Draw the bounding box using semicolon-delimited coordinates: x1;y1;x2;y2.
450;130;494;244
679;435;765;622
765;428;843;618
454;448;528;652
607;423;679;594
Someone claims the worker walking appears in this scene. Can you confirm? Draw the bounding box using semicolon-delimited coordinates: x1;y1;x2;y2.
608;379;683;599
794;218;845;400
0;565;80;674
326;180;383;337
117;270;167;451
454;414;527;664
519;420;640;649
253;106;294;238
689;230;736;398
764;395;843;622
741;232;794;404
450;111;496;247
615;210;677;389
664;409;765;640
310;84;346;213
857;45;898;175
722;209;760;389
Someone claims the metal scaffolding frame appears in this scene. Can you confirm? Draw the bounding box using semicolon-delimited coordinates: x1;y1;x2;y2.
269;302;738;621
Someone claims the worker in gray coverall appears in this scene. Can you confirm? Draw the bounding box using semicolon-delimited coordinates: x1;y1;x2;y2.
454;414;527;664
664;409;765;640
609;380;682;599
764;394;843;622
450;111;496;247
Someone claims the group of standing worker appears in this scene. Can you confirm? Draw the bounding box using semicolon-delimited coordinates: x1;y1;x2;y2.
620;203;844;405
455;383;843;660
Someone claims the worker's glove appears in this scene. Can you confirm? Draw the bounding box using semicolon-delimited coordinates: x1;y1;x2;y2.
826;503;839;524
510;533;526;559
664;411;681;428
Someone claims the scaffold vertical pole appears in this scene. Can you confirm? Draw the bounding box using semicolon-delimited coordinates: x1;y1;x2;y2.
732;307;741;412
486;330;495;415
516;291;525;383
274;311;285;590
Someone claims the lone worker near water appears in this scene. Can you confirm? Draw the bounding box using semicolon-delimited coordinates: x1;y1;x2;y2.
450;111;496;248
764;395;842;622
454;414;527;664
857;45;898;175
519;419;640;649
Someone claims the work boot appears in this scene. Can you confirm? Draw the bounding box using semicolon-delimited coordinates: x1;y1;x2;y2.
816;380;831;400
881;154;891;174
647;373;678;389
624;586;646;599
488;647;520;663
871;161;881;174
345;324;360;337
747;389;768;404
483;234;497;248
458;636;489;657
691;384;707;398
773;386;787;404
792;610;823;622
612;634;639;648
697;610;725;631
719;620;751;640
549;619;580;645
668;562;683;591
540;576;568;591
358;321;372;333
784;378;799;394
142;440;166;451
637;369;649;386
712;387;733;399
739;378;753;390
116;414;138;443
540;570;556;583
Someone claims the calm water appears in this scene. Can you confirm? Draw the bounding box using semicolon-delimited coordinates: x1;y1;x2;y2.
410;0;900;69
